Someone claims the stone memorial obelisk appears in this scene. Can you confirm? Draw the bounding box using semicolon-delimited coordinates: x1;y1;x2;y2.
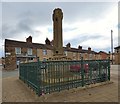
49;8;71;61
53;8;64;56
47;8;71;83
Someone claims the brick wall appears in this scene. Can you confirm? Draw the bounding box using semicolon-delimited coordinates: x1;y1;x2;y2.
5;46;17;70
5;44;38;70
114;48;120;65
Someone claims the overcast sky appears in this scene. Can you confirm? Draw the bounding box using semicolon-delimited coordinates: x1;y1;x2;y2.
1;1;119;57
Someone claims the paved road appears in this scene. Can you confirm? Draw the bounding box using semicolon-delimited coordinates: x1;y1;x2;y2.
1;65;119;102
2;69;19;78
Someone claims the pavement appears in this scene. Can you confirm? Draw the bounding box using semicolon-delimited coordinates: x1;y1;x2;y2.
2;69;19;78
1;65;119;103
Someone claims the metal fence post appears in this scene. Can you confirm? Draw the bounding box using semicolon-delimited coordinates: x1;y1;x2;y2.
19;65;21;80
81;57;84;87
98;60;101;82
37;59;41;96
108;57;110;81
23;65;25;83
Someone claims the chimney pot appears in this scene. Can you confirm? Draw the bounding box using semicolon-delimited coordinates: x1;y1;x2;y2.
26;36;32;43
66;43;71;48
78;45;82;50
88;47;91;52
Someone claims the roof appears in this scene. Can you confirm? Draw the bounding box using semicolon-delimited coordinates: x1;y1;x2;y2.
64;47;97;54
5;39;97;54
114;46;120;49
99;51;109;55
5;39;53;50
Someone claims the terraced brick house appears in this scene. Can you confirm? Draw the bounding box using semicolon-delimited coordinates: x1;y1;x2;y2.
4;36;109;70
114;46;120;65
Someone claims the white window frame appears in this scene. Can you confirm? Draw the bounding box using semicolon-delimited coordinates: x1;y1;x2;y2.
73;53;76;57
27;48;32;55
43;58;47;61
15;47;21;54
89;54;92;60
37;49;40;55
85;53;87;60
43;49;47;55
80;53;83;59
64;51;67;56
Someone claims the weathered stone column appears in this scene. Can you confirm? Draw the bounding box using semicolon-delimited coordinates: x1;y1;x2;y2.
52;8;64;56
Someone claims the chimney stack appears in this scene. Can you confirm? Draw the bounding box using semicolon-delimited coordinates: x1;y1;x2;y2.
88;47;91;52
66;43;71;48
26;36;32;43
78;45;82;50
45;38;51;45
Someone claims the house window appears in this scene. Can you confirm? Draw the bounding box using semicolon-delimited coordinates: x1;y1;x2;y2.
64;51;67;56
73;53;76;60
73;53;76;57
43;50;47;55
43;58;46;61
89;54;92;60
80;53;83;59
28;57;33;60
37;49;40;55
85;53;87;60
15;47;21;54
117;50;119;53
27;48;32;55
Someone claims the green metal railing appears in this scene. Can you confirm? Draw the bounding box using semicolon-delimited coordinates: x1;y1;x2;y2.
19;58;110;96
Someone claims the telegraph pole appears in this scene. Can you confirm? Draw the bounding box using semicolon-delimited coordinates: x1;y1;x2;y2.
111;30;113;64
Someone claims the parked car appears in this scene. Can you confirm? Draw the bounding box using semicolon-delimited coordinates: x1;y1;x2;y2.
70;64;89;73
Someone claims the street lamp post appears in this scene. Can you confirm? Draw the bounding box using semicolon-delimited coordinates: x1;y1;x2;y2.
111;30;113;64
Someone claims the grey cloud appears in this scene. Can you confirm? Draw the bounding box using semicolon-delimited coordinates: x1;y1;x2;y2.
2;2;114;41
2;18;34;40
61;2;113;23
2;2;53;40
64;33;102;47
17;18;34;33
63;27;77;32
2;19;41;40
2;24;21;39
2;24;16;39
3;2;113;25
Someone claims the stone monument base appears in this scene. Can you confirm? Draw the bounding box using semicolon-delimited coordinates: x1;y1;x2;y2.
48;55;71;61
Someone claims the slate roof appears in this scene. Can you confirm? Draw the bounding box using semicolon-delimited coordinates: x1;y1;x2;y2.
99;51;109;55
5;39;53;50
5;39;97;54
114;46;120;49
